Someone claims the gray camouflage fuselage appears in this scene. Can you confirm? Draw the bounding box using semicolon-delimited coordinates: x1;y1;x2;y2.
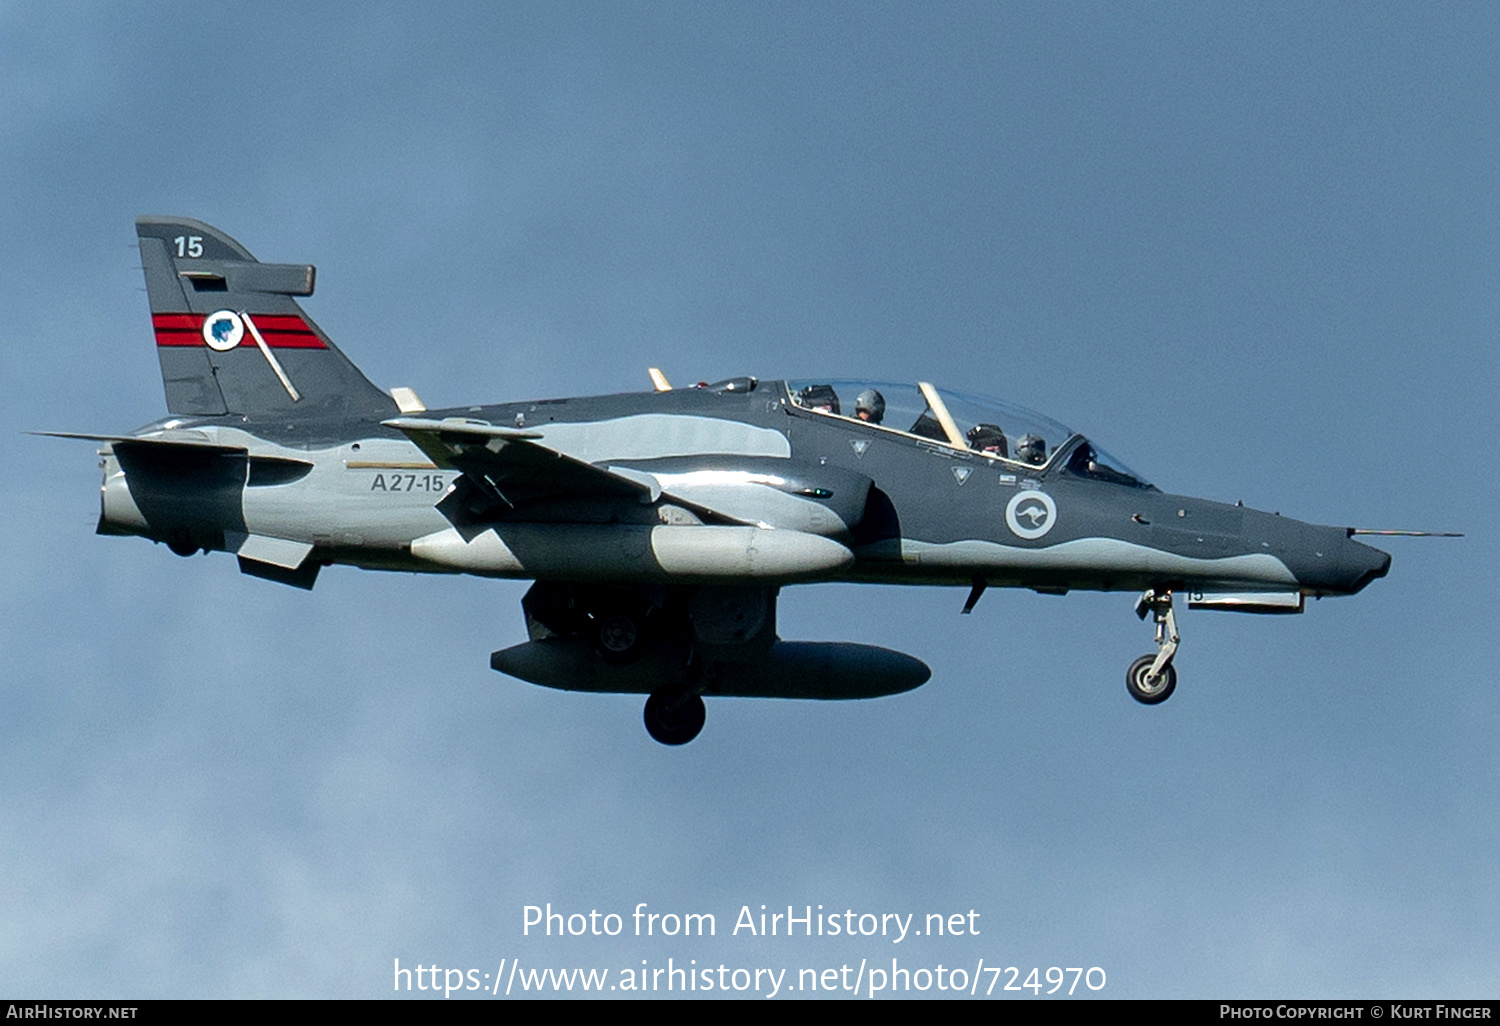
99;386;1389;600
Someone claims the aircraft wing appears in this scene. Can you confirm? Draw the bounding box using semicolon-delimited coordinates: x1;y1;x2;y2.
383;417;659;510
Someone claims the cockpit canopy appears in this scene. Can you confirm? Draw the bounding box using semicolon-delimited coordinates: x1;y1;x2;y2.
785;379;1151;487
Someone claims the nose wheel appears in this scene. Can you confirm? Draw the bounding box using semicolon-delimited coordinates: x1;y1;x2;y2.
1128;589;1179;705
1126;654;1177;704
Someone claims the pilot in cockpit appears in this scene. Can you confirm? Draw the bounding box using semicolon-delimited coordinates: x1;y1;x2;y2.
797;383;841;415
1015;433;1047;466
966;423;1007;458
854;389;885;425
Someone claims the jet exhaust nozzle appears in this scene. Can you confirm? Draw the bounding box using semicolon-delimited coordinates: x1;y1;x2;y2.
98;456;149;536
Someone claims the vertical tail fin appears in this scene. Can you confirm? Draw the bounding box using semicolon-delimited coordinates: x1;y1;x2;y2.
136;217;396;421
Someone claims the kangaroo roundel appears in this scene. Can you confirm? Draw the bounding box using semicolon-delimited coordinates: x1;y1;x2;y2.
1006;489;1057;540
202;310;244;351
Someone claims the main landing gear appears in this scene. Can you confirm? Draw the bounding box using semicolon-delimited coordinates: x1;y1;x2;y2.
643;691;707;746
516;582;772;746
1127;589;1179;705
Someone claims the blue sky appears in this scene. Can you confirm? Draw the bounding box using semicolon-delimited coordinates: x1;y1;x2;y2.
1;1;1496;998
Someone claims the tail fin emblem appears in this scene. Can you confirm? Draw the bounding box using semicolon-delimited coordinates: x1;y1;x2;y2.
202;310;244;351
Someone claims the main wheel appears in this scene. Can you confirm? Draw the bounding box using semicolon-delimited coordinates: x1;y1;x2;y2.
596;610;645;664
1126;655;1177;705
167;536;200;557
643;692;706;746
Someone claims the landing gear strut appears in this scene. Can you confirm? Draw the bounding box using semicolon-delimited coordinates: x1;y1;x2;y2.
1127;589;1178;705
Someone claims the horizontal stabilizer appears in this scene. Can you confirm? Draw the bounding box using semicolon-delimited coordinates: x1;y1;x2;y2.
33;430;246;455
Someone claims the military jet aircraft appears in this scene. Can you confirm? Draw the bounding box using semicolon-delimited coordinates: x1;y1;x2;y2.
49;217;1406;745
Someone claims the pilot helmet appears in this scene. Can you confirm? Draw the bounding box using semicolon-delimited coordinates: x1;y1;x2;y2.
854;388;885;424
797;383;840;415
965;422;1006;456
1015;433;1047;465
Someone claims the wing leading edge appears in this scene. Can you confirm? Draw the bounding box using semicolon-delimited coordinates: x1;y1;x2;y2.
382;417;658;510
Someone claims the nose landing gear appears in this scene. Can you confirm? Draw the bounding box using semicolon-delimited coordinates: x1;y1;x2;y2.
1127;589;1179;705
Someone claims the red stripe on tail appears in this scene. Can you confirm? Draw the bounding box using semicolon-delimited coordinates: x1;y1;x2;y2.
151;313;328;349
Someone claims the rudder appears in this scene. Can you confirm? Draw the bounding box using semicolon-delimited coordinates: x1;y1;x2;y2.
136;217;396;421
